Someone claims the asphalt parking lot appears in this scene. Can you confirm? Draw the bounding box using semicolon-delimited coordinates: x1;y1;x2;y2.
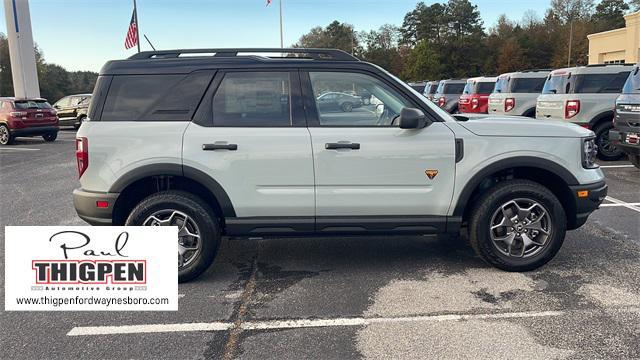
1;129;639;359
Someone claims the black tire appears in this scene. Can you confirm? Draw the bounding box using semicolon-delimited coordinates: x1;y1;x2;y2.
629;154;640;169
43;132;58;142
341;102;353;112
0;124;14;145
594;122;624;161
125;190;221;283
468;179;567;272
74;116;85;130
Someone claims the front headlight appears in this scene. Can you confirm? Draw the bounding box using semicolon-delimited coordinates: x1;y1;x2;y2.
582;137;598;169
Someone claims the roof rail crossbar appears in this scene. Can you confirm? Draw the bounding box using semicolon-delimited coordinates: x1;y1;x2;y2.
128;48;359;61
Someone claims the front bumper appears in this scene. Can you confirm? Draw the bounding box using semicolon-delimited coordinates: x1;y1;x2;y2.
568;180;608;230
73;188;119;225
10;125;58;137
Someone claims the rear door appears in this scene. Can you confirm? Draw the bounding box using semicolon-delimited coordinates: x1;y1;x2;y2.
182;70;315;225
302;70;456;230
54;96;74;121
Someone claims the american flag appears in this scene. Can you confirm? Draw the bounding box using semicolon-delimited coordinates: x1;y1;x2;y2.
266;0;272;5
124;8;138;49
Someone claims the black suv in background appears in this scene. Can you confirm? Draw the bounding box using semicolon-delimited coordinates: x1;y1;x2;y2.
53;94;91;129
611;64;640;168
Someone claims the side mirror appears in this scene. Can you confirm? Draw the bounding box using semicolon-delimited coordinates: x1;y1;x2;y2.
399;107;431;129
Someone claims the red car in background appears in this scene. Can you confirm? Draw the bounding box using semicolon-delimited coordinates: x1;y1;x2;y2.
0;97;59;145
458;76;497;114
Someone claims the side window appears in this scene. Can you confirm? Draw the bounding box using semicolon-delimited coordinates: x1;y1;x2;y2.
308;71;411;126
69;97;81;107
212;72;291;127
575;73;630;93
101;72;212;121
54;97;70;108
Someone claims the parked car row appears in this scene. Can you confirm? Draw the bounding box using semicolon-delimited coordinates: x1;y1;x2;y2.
0;93;91;145
420;63;640;161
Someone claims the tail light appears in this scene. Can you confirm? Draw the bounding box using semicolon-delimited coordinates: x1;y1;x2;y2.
438;97;445;108
76;137;88;178
471;97;479;110
565;100;580;119
9;111;28;118
504;98;515;112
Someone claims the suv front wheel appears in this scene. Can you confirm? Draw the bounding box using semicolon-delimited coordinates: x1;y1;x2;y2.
468;180;567;271
125;190;221;283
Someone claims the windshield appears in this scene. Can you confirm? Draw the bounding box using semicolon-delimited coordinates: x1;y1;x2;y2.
494;77;510;93
13;100;52;109
462;82;473;94
542;74;570;94
622;66;640;94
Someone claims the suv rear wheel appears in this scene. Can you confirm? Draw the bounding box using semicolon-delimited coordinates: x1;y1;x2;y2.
594;122;623;161
0;124;13;145
125;190;221;283
43;132;57;142
468;180;566;271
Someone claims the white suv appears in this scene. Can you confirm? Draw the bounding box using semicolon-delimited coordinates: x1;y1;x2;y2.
73;48;607;282
489;69;550;117
536;64;633;160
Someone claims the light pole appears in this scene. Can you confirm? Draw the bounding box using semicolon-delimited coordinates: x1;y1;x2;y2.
3;0;40;98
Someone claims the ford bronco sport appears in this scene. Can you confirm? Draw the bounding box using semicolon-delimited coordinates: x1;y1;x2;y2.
433;79;466;113
610;63;640;168
489;69;550;117
73;48;607;282
536;64;633;160
458;76;497;114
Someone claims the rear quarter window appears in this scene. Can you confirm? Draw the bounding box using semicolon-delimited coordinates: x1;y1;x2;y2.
476;82;495;94
100;71;213;121
574;72;630;94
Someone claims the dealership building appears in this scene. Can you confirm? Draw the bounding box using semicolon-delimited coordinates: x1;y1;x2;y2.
588;11;640;65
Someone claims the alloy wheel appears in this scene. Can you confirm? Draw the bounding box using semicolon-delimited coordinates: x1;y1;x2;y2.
0;126;9;145
489;198;552;258
143;209;202;270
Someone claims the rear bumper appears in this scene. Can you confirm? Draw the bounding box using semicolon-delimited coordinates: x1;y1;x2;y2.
73;188;119;225
610;130;640;156
10;125;58;137
568;180;608;230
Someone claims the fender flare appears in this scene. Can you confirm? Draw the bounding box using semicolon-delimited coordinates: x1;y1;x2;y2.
589;110;614;129
452;156;579;216
109;163;236;217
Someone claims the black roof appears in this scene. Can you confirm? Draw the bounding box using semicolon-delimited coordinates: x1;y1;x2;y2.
101;48;370;75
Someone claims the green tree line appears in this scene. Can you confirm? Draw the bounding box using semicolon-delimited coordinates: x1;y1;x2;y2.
0;33;97;102
295;0;639;81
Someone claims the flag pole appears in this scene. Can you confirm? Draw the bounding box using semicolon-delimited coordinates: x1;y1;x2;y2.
133;0;141;52
279;0;283;48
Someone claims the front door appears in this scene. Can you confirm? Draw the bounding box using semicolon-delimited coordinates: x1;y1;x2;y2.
303;70;456;227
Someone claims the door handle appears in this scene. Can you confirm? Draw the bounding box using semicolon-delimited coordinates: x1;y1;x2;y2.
325;142;360;150
202;143;238;151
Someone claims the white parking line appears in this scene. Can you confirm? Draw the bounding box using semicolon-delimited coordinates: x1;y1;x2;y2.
605;196;640;213
600;165;635;169
0;147;40;151
67;310;564;336
600;203;640;207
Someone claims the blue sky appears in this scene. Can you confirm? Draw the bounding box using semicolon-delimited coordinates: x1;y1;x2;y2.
1;0;551;72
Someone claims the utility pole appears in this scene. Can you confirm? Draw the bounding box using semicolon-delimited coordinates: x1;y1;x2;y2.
133;0;141;52
3;0;40;98
279;0;284;48
567;19;573;67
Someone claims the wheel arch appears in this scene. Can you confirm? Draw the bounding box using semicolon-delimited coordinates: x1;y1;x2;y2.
109;163;236;225
588;110;614;129
453;157;579;229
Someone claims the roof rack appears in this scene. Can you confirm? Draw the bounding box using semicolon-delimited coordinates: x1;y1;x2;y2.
128;48;359;61
585;63;634;67
521;68;553;72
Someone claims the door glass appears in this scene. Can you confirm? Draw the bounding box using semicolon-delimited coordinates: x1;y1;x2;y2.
55;97;70;108
212;72;291;127
309;72;411;126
